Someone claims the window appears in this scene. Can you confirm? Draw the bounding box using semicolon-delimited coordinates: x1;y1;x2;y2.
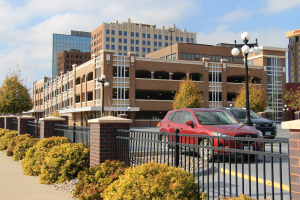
136;47;139;51
82;93;85;102
76;77;80;85
119;53;122;55
136;33;139;37
191;38;194;43
136;54;139;57
111;45;115;49
165;36;168;40
124;46;127;50
154;42;157;46
142;40;146;45
124;39;127;43
142;55;145;57
180;37;183;42
142;48;145;52
136;40;139;44
88;91;93;101
154;48;157;51
131;32;134;37
176;37;179;41
154;34;157;39
159;42;162;47
111;37;115;42
236;57;244;64
76;94;80;103
147;41;150;45
147;34;150;38
87;72;93;81
124;31;127;36
171;111;183;123
159;35;162;39
131;46;134;51
147;48;150;53
165;43;168;47
82;75;86;83
187;38;190;42
106;30;110;34
111;30;115;35
119;31;122;35
119;45;122;50
142;33;146;38
106;44;109;49
131;39;134;44
119;38;122;43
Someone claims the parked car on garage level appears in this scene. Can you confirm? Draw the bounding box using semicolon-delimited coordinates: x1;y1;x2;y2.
219;107;277;139
158;108;263;161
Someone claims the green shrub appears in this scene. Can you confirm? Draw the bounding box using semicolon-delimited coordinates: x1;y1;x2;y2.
39;143;89;184
6;134;32;156
22;136;70;176
0;130;18;151
13;137;39;161
102;161;201;200
73;160;128;200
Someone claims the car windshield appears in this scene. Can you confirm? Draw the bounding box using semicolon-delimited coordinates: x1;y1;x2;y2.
194;111;238;125
231;110;261;119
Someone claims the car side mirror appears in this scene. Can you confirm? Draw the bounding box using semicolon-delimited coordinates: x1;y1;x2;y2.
186;121;194;128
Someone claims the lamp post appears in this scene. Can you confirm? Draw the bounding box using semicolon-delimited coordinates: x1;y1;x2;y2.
283;105;289;121
231;32;261;126
96;74;109;115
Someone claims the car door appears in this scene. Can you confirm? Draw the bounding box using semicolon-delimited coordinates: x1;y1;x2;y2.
180;111;198;144
168;111;183;142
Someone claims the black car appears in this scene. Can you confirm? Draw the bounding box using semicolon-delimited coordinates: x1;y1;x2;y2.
220;108;277;139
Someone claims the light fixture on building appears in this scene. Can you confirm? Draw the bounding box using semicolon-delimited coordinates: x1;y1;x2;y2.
96;74;109;115
231;32;261;126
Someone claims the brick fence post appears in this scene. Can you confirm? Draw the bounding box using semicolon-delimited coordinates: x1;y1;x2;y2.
282;120;300;199
88;116;132;167
17;116;36;135
39;117;65;140
4;116;17;130
0;116;5;129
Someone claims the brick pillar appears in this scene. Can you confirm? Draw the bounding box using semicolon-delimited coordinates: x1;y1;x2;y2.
5;116;17;130
88;116;132;167
0;116;4;129
282;120;300;199
17;116;35;136
60;115;69;125
39;117;65;140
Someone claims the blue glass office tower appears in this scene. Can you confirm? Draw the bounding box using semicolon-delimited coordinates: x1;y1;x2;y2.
52;30;91;77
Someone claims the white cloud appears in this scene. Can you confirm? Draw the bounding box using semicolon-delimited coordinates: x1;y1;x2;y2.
218;9;252;22
265;0;300;13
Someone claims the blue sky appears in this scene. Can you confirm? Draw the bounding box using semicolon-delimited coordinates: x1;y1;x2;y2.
0;0;299;89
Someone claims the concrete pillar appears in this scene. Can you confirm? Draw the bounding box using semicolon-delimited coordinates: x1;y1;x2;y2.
282;120;300;199
88;116;132;167
39;117;65;140
17;116;35;136
5;116;17;130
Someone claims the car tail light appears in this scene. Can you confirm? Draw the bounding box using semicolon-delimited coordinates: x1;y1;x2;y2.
157;122;161;127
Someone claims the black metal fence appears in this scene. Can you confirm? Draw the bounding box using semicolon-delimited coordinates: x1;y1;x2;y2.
11;119;18;131
116;129;290;200
54;124;90;147
1;118;4;128
27;121;40;138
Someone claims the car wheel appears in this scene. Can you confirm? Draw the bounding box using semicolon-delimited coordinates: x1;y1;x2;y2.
199;139;214;162
161;133;170;149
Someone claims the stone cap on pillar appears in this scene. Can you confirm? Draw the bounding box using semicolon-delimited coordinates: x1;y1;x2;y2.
88;116;132;124
39;116;65;121
17;115;36;119
4;115;18;118
282;119;300;130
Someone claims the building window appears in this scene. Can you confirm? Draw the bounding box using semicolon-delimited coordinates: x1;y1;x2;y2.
154;48;157;51
159;42;162;47
87;72;93;81
187;38;190;42
106;30;109;34
119;38;122;43
176;37;179;41
147;34;150;38
165;43;168;47
180;37;183;42
119;45;122;50
159;35;162;39
106;44;109;49
136;33;139;37
111;30;115;35
142;48;146;52
142;40;146;45
111;37;115;42
142;33;146;38
136;40;139;44
131;32;134;37
76;94;80;103
124;39;127;43
111;45;115;49
119;31;122;35
124;46;127;50
136;47;139;51
88;91;93;101
154;42;157;46
136;54;139;57
124;31;127;36
131;46;134;51
76;77;80;85
147;48;150;53
131;39;134;44
119;53;122;55
82;92;85;102
147;41;150;45
191;38;194;43
236;57;244;64
154;34;157;39
165;36;168;40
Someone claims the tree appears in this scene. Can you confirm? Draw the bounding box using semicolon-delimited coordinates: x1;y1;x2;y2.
0;69;33;114
284;87;300;110
172;77;202;109
233;77;267;113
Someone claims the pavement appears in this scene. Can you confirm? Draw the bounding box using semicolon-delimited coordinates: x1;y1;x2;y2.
0;151;73;200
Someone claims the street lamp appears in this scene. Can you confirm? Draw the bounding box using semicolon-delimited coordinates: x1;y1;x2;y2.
96;74;109;115
283;105;289;121
231;32;261;126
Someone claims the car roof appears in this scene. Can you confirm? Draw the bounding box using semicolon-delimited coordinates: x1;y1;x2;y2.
169;108;224;112
219;107;247;111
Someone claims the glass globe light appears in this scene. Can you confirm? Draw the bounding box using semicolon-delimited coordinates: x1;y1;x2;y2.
241;45;250;54
253;46;261;55
104;82;109;87
101;74;106;80
231;48;240;56
241;32;250;41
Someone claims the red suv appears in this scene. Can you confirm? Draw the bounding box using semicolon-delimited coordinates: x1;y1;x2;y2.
158;108;263;161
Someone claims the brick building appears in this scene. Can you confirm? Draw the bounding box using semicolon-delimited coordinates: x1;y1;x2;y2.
286;28;300;83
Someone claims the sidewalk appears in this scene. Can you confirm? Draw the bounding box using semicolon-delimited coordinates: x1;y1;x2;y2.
0;151;74;200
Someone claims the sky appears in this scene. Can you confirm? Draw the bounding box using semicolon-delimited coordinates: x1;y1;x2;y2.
0;0;299;90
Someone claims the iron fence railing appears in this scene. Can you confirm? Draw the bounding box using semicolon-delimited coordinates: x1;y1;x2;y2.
54;124;90;147
11;119;18;131
116;129;291;200
27;121;40;138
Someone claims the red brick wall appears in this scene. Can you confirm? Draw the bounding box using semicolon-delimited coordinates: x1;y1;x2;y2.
18;118;35;135
40;120;64;139
289;130;300;199
5;117;17;130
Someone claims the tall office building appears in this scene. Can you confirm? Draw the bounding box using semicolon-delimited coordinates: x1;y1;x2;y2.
52;30;91;77
91;18;196;58
286;28;300;83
